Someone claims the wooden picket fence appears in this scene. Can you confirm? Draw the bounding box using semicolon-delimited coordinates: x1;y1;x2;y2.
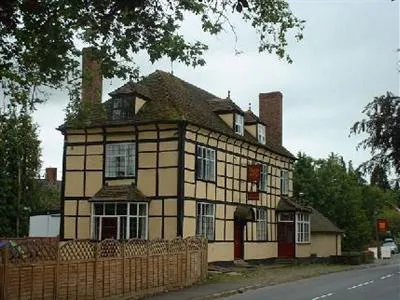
0;237;208;299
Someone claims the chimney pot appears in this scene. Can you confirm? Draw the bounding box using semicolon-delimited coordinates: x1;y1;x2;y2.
45;168;57;184
259;91;283;145
81;47;103;104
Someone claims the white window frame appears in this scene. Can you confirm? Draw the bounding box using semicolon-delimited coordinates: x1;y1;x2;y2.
259;164;268;192
91;202;148;240
235;113;244;135
256;208;267;240
196;202;215;240
196;145;216;181
105;142;136;178
281;170;289;195
296;212;310;243
257;124;265;144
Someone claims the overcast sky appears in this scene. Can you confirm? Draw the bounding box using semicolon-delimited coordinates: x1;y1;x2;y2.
33;0;400;180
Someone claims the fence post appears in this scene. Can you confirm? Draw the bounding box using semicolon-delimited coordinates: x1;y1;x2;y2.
146;240;150;291
165;240;169;290
1;248;9;300
185;238;189;286
121;242;125;296
93;242;99;299
53;244;60;300
203;238;208;281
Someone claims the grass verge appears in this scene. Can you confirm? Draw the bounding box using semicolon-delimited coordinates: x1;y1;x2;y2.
206;263;354;285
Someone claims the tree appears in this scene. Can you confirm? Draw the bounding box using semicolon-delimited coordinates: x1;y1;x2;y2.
293;152;371;251
0;0;304;107
381;208;400;240
350;92;400;180
293;152;316;199
370;165;390;190
0;105;42;236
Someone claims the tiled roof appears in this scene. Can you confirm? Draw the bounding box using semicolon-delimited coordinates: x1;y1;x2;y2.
244;109;263;125
276;197;312;212
90;184;148;202
108;81;152;99
64;70;295;159
310;207;343;233
276;198;343;234
206;97;243;113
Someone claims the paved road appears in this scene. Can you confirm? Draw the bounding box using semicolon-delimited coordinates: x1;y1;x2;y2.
225;263;400;300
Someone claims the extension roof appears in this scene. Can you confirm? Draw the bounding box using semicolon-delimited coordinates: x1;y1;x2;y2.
276;197;312;212
310;207;343;233
63;70;294;159
276;198;343;234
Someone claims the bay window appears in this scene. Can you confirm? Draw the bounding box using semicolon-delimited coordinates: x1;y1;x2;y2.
92;202;147;240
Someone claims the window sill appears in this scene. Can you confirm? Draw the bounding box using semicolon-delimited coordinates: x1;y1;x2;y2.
105;176;136;180
296;242;311;245
196;178;216;184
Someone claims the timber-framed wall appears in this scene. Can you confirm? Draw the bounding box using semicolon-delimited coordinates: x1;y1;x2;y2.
61;120;294;262
181;123;293;261
62;122;183;241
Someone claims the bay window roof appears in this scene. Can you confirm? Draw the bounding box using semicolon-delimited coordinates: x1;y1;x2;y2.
90;184;149;202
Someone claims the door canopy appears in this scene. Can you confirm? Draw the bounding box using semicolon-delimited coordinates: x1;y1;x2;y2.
234;206;256;222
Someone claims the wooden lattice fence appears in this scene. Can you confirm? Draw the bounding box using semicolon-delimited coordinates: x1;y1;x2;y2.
0;237;208;300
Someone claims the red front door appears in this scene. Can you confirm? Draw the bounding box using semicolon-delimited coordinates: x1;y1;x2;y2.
234;221;244;259
101;217;118;240
278;222;295;257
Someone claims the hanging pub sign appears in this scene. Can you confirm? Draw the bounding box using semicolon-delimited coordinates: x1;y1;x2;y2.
376;218;389;233
247;164;261;200
247;165;261;183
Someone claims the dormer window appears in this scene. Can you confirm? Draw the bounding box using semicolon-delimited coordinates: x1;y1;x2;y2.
111;97;134;121
235;113;244;135
258;124;265;144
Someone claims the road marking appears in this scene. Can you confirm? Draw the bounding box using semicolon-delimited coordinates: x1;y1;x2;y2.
380;274;393;280
311;292;334;300
347;280;374;290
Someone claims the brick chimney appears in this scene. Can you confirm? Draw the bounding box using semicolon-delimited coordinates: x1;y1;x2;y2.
45;168;57;184
259;92;282;145
81;47;102;103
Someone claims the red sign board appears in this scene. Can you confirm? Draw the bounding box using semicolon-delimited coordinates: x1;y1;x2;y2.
377;218;389;233
247;192;259;201
247;165;261;183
